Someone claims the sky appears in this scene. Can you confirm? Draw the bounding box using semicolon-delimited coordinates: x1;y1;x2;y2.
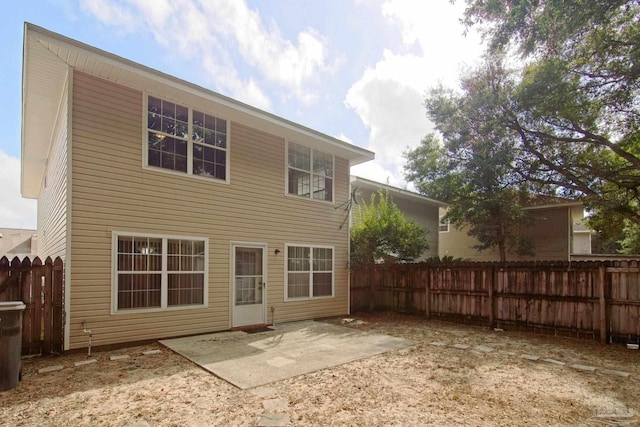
0;0;484;229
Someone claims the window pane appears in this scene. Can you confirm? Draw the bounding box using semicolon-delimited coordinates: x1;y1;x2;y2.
193;125;204;143
203;146;215;162
214;132;226;148
148;112;161;131
175;154;187;173
313;151;333;177
176;104;188;122
288;142;310;170
213;164;223;180
193;143;225;180
236;247;262;276
168;273;204;306
204;128;216;146
289;169;310;197
148;148;161;167
147;238;162;255
313;248;333;271
162;101;175;118
148;96;161;114
162;116;176;135
312;175;332;201
313;273;332;297
215;118;227;133
204;113;216;130
287;273;310;298
168;255;180;271
148;134;188;173
288;246;310;271
193;111;204;127
118;273;161;309
235;276;262;305
175;120;188;139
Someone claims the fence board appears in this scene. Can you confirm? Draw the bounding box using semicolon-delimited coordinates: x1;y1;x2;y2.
351;260;640;344
0;256;65;355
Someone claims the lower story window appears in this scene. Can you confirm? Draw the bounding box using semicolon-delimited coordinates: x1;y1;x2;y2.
114;233;207;311
286;245;333;299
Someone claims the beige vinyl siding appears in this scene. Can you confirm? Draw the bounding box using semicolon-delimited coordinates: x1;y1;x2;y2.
37;77;68;260
439;207;571;261
69;72;350;349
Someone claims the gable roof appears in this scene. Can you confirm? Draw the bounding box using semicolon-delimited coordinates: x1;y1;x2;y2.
0;228;37;257
520;194;583;211
350;176;447;207
21;23;374;198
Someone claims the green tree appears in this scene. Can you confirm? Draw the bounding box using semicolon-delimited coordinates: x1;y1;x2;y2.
460;0;640;248
350;189;428;267
405;60;536;261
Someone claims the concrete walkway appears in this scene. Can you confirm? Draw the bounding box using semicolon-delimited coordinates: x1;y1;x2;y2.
159;320;414;390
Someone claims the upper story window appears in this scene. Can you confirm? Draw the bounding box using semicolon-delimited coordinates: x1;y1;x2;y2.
287;142;333;202
147;96;227;181
439;216;450;232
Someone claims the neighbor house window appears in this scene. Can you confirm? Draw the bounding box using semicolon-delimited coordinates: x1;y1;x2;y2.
287;142;333;202
147;95;227;181
439;216;450;232
286;245;333;299
114;233;207;312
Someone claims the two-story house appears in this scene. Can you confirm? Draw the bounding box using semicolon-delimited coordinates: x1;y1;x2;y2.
438;200;593;261
22;24;373;351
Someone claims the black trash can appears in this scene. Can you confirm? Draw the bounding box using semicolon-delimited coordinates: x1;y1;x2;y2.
0;301;26;391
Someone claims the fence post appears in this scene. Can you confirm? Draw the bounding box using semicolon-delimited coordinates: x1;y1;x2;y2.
52;257;64;353
598;265;607;344
20;257;35;355
487;265;496;329
368;266;375;312
42;258;53;355
425;266;431;320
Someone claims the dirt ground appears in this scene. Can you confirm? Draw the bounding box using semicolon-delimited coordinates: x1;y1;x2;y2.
1;312;639;426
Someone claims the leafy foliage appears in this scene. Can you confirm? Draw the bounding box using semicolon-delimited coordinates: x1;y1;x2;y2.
416;0;640;251
405;58;537;261
350;190;428;267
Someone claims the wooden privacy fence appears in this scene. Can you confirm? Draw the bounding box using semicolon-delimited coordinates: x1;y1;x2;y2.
350;261;640;344
0;256;64;355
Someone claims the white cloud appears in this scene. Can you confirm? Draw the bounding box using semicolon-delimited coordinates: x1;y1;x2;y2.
0;151;37;229
79;0;334;108
345;0;484;187
345;50;432;184
80;0;136;29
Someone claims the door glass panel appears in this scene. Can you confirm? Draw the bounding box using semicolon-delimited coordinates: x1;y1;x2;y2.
235;247;263;306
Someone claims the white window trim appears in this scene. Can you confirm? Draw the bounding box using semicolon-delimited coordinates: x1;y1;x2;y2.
141;93;231;185
285;140;335;205
284;243;335;301
439;216;450;233
111;231;209;315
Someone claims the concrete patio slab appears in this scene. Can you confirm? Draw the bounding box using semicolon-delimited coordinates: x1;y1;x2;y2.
160;321;413;389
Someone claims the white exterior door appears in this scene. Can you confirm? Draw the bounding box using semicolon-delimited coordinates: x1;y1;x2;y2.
232;244;266;327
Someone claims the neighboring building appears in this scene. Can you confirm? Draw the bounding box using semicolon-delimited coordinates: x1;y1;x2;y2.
0;228;38;258
22;24;374;350
439;200;593;261
350;176;446;261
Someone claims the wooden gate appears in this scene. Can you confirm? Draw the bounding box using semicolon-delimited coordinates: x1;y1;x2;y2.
0;256;64;355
